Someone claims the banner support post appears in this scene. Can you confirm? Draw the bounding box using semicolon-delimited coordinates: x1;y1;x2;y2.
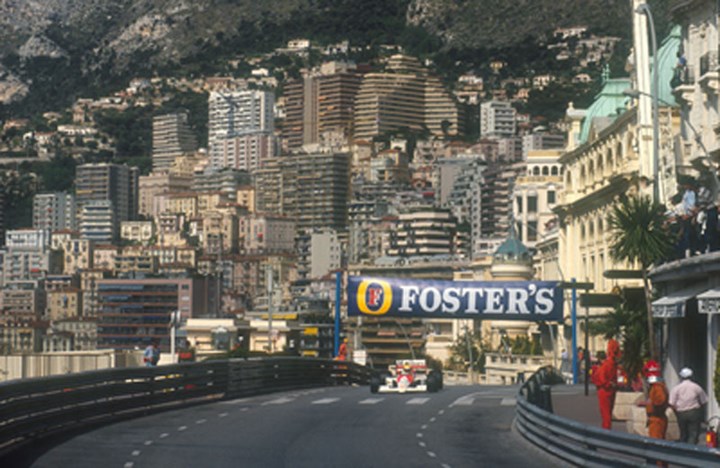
334;271;341;357
571;278;578;385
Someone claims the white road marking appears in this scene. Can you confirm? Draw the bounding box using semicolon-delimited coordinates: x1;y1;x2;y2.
124;463;134;468
427;451;437;458
430;417;437;422
219;398;252;405
421;424;428;430
500;398;516;406
159;433;169;439
178;426;187;431
312;398;340;405
358;398;384;405
416;432;423;438
196;419;207;424
442;464;452;468
241;407;250;412
219;412;228;418
131;450;141;456
418;441;426;448
406;397;429;405
438;409;445;415
450;396;475;406
144;440;153;446
262;397;295;406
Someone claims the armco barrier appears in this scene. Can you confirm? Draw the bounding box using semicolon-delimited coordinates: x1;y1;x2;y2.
0;357;372;460
516;366;720;467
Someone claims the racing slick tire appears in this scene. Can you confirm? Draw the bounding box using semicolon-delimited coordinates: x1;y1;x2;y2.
427;370;442;393
370;375;381;393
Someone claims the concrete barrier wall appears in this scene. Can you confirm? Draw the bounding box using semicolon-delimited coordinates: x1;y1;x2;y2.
0;351;145;382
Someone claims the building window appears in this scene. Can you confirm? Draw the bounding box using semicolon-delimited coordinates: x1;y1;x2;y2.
516;196;523;214
547;190;556;205
527;195;538;213
528;221;538;241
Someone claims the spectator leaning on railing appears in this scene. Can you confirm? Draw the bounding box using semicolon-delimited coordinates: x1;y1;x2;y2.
666;179;720;259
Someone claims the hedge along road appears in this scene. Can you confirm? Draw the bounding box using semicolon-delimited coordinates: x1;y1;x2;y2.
29;384;564;468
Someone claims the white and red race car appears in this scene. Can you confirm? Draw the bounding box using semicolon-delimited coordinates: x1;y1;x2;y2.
370;359;442;393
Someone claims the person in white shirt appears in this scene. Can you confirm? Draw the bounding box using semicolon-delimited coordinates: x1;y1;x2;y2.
669;367;708;444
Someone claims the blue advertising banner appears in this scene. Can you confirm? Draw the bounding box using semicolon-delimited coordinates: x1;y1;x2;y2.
347;276;563;321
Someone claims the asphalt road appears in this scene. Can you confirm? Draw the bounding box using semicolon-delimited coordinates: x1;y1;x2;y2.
30;385;565;468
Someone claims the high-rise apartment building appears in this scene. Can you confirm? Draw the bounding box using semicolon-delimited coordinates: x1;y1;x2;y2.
152;112;198;172
2;229;58;284
477;162;525;254
75;163;139;224
387;209;459;257
96;278;216;351
480;100;517;138
79;200;116;242
33;192;77;232
0;190;5;247
284;61;362;151
256;151;352;233
353;55;462;141
208;90;275;171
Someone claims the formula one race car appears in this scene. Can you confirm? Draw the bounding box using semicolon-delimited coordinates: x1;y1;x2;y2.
370;359;443;393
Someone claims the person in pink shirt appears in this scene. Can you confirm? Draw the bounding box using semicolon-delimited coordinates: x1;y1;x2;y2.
669;367;708;444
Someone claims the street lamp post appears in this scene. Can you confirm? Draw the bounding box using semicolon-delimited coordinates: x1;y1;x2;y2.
636;3;660;203
170;310;181;364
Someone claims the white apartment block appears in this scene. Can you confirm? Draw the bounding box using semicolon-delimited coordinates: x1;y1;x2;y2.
5;229;51;249
208;90;275;171
513;150;563;249
480;100;517;138
310;230;341;279
33;192;77;232
80;200;116;242
2;229;55;285
120;221;155;245
211;132;275;172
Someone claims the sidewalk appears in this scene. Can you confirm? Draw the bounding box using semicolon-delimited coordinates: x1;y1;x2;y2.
551;384;629;433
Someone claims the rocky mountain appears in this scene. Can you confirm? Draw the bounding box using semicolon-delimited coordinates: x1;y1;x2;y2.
0;0;670;112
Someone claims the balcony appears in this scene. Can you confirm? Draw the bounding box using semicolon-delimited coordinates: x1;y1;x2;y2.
698;51;719;93
672;65;695;105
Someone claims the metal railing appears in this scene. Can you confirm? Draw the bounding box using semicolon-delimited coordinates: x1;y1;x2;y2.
0;357;372;459
700;51;719;78
516;366;720;467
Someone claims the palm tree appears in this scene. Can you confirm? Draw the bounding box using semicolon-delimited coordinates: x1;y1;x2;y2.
607;195;674;360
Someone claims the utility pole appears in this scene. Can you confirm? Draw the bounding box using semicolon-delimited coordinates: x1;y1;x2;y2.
267;264;273;354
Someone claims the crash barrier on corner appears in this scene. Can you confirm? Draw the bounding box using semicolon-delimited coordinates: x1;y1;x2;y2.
516;365;720;467
0;357;372;459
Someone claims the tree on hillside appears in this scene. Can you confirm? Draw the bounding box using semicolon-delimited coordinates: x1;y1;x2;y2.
607;195;674;360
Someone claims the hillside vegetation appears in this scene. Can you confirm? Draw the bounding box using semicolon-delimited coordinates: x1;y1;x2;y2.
0;0;672;117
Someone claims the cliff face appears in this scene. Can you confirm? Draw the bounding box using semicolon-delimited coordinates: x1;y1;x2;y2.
0;0;669;108
407;0;634;47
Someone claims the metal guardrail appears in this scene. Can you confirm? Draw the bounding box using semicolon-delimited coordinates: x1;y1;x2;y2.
0;357;372;459
516;366;720;467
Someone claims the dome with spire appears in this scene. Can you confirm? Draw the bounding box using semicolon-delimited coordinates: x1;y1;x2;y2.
491;225;534;280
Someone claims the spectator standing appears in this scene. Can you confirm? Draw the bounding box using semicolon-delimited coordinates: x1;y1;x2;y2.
678;182;698;257
143;340;160;367
669;367;708;444
592;339;620;429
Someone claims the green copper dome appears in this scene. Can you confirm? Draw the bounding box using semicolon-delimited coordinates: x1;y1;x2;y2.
493;226;532;265
654;24;681;107
578;77;631;145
